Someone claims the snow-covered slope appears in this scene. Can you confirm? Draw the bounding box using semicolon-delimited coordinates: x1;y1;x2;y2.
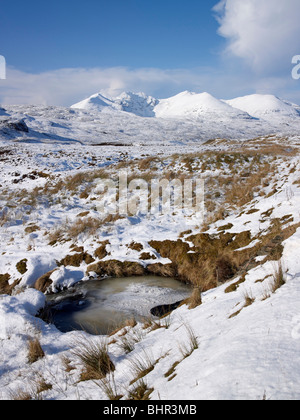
0;103;270;146
1;91;300;147
72;90;253;120
154;91;253;120
113;92;158;117
70;93;117;112
71;90;300;123
226;94;300;121
71;91;158;117
0;137;300;400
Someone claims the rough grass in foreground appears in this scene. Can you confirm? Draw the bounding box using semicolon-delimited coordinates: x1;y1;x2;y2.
72;338;115;382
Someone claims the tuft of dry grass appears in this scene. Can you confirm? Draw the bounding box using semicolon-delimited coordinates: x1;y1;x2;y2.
27;337;45;364
95;374;123;401
0;274;20;295
129;351;156;386
72;338;115;382
179;323;199;359
243;290;255;308
188;286;202;309
10;389;34;401
67;217;102;239
128;379;154;400
117;329;145;354
270;261;286;293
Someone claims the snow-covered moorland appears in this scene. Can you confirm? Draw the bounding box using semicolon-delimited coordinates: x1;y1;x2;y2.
1;92;300;400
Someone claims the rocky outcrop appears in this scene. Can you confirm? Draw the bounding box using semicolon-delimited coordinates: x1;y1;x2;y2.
0;118;29;133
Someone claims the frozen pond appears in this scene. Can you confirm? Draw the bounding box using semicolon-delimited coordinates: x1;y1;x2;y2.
47;275;191;335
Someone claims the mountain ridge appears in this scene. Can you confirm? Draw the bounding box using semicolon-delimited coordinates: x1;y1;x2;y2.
71;90;300;122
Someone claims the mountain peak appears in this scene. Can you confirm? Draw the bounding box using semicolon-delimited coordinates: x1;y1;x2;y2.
154;91;252;120
71;90;300;122
71;91;158;117
226;94;300;119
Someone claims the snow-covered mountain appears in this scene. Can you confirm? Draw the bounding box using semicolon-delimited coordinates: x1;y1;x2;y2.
114;92;158;117
226;94;300;121
71;90;300;124
153;91;252;120
1;91;300;147
71;91;158;117
70;93;117;112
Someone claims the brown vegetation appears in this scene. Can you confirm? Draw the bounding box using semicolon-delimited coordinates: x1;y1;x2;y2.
59;252;95;267
72;339;115;382
27;338;45;364
0;274;20;295
86;260;146;278
34;269;57;293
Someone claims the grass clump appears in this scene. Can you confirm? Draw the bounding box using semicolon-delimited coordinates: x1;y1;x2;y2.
129;351;156;386
225;274;246;293
179;324;199;359
270;261;286;293
118;329;145;354
16;259;28;275
27;337;45;364
0;274;20;295
188;286;202;309
128;379;154;400
164;361;180;379
96;374;123;401
73;338;115;382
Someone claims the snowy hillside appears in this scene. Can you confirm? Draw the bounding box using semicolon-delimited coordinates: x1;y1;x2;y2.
0;130;300;399
1;91;300;147
71;91;158;117
154;91;253;120
70;93;118;112
226;94;300;121
71;90;300;125
1;88;300;400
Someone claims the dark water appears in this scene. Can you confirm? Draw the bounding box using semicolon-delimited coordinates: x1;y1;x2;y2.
47;276;191;335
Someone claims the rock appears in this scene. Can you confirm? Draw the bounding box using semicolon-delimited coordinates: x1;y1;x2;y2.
1;118;29;133
150;301;183;317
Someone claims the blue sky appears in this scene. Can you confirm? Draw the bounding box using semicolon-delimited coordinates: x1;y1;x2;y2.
0;0;300;105
1;0;220;71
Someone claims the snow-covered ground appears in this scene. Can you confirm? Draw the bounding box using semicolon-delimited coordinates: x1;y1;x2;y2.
1;90;300;146
1;92;300;400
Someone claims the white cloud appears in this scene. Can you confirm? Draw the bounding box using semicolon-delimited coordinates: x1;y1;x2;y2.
1;1;300;107
0;66;226;106
0;63;299;108
213;0;300;74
